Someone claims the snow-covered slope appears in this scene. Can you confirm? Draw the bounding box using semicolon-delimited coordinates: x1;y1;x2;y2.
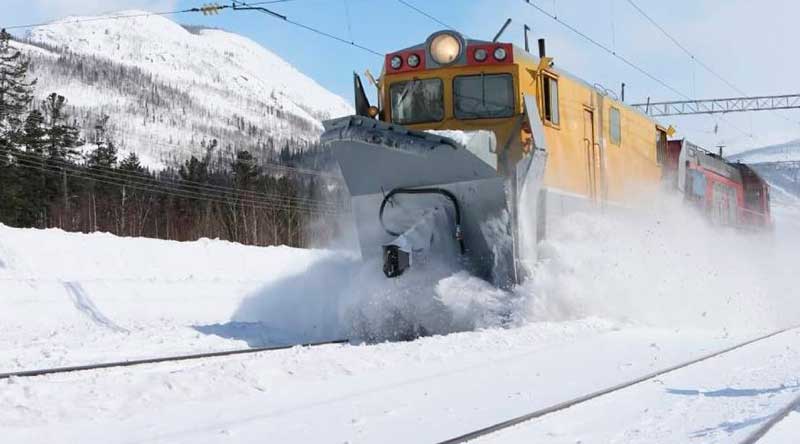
12;11;352;166
728;139;800;163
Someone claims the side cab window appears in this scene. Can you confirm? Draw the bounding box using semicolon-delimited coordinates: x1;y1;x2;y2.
542;73;559;126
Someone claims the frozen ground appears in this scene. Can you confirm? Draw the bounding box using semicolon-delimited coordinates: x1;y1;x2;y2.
1;195;799;442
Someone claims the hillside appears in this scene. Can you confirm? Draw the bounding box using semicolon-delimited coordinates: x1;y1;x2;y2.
11;11;352;168
727;139;800;164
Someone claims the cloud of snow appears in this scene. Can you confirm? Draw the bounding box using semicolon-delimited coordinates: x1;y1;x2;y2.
231;253;516;343
517;190;800;332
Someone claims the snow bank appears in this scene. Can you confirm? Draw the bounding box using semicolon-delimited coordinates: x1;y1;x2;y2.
0;223;510;370
0;225;338;370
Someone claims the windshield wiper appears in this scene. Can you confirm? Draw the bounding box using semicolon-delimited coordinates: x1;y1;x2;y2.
397;78;420;109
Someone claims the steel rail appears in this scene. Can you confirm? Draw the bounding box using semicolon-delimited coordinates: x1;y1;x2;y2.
739;392;800;444
0;339;349;380
436;326;799;444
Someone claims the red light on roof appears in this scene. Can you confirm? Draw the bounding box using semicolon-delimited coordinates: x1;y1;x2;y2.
467;43;513;65
385;50;426;74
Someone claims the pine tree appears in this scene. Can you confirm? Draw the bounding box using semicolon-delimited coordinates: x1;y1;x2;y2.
0;29;36;137
42;93;81;160
119;152;145;174
87;115;117;168
232;150;259;191
21;110;46;153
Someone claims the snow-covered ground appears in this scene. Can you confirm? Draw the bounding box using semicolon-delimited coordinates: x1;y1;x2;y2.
1;192;799;442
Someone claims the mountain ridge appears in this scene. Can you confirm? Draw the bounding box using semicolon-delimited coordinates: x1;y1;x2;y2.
11;10;353;169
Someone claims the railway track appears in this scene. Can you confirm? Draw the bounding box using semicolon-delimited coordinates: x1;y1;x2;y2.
436;326;799;444
0;339;348;380
740;391;800;444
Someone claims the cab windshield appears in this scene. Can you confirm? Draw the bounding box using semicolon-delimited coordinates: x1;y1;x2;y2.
390;78;444;125
454;73;515;119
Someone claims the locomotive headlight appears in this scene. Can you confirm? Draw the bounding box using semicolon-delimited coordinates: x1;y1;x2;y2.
390;55;403;70
474;48;488;62
493;47;507;61
430;33;461;65
407;53;420;68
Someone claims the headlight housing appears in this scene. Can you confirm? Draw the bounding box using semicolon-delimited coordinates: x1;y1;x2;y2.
390;55;403;70
474;48;488;62
407;53;420;68
429;33;461;65
493;47;507;61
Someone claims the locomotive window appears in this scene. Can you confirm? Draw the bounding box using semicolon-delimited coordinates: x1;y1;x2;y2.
542;74;559;125
656;128;667;164
389;78;444;125
610;107;621;145
453;74;515;119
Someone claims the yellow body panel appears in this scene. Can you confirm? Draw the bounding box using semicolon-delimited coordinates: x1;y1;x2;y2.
379;47;663;206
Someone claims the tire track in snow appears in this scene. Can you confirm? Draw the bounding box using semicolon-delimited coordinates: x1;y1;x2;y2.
63;281;128;333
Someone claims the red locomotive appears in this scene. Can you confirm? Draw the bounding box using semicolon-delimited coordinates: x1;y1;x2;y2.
665;140;771;229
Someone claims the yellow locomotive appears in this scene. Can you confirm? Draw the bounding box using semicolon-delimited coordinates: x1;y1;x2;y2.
377;31;665;206
322;30;667;287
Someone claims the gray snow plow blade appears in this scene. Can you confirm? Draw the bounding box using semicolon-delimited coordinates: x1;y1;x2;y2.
322;95;547;288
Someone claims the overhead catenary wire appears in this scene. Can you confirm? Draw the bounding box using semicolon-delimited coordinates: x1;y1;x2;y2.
624;0;800;128
232;0;384;57
520;0;754;141
395;0;456;30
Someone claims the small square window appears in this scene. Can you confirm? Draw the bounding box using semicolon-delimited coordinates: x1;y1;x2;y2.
610;107;621;145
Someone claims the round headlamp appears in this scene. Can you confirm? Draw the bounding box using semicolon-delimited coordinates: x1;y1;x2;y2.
390;55;403;70
430;33;461;65
493;47;507;61
407;53;420;68
474;48;488;62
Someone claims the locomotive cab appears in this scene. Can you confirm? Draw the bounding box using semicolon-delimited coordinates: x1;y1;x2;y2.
357;30;540;176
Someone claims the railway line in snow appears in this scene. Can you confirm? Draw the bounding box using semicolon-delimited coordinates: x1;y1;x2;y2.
0;339;348;380
436;325;800;444
740;391;800;443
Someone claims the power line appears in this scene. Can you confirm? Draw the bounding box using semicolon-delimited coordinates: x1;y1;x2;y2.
396;0;455;30
1;2;294;31
624;0;800;128
12;157;343;215
520;0;754;140
7;147;340;209
2;7;205;31
522;0;688;100
4;148;345;213
123;135;344;180
232;0;383;56
623;0;742;95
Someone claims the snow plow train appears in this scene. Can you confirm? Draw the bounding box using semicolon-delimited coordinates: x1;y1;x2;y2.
321;30;771;288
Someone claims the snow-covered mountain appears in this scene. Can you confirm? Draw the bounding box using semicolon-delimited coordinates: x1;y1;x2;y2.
12;11;352;168
727;139;800;164
726;139;800;203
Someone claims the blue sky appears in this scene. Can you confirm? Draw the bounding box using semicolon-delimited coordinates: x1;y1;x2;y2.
5;0;800;153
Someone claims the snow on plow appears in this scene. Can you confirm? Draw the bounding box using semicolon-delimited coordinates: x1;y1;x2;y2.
321;96;548;289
